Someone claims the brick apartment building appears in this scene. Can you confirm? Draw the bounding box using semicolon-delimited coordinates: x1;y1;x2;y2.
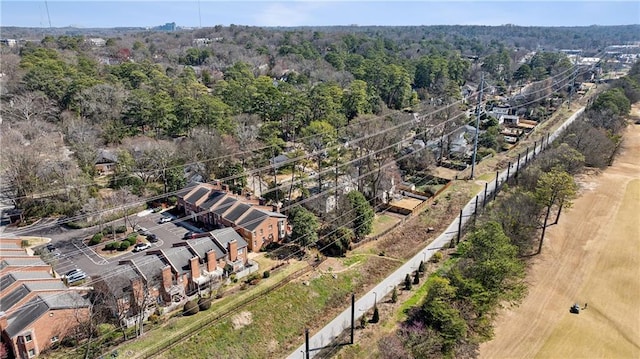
0;238;90;359
177;182;287;252
93;228;249;320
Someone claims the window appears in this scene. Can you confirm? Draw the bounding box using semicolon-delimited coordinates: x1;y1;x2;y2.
269;224;273;230
260;229;264;235
24;334;32;342
238;248;244;255
28;349;36;358
51;336;59;343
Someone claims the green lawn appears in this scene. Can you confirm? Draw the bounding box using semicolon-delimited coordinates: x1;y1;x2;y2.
159;271;362;359
370;214;401;237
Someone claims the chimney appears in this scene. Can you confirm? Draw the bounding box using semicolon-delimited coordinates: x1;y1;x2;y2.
161;266;173;288
206;250;217;272
190;257;200;280
222;184;229;192
228;240;238;262
0;311;8;330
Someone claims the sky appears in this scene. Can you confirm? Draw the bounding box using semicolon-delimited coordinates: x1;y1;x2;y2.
1;1;639;29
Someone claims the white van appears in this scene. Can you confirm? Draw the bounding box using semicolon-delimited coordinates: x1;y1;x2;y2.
66;271;87;284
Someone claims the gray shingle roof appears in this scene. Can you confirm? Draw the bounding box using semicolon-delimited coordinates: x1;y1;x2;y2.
223;203;252;223
210;228;248;249
184;186;211;205
163;247;196;275
200;191;226;210
5;297;49;338
5;292;89;338
131;255;165;285
0;242;20;249
0;281;68;312
0;273;17;290
40;291;90;309
189;237;221;259
236;208;268;231
211;197;238;215
96;265;140;298
0;257;48;267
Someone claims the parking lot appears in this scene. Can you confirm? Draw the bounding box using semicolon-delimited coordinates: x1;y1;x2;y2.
33;208;206;280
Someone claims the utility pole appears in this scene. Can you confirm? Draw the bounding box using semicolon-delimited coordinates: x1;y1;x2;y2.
568;55;578;108
470;73;484;179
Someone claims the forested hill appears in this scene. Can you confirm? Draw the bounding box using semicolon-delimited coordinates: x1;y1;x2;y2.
2;24;639;52
283;24;640;52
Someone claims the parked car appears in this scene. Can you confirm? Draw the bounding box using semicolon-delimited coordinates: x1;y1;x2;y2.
65;268;84;277
146;234;158;243
136;226;148;234
64;269;87;284
158;217;172;224
133;243;152;252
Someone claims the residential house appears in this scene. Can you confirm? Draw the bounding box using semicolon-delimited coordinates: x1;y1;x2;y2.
490;105;511;118
192;38;212;46
87;38;106;47
499;114;520;126
95;149;118;175
449;125;480;159
0;39;17;47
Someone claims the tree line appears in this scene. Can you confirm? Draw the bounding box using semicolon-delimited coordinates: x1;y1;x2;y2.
378;62;639;358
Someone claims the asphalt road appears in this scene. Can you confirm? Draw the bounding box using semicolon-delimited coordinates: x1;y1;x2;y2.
288;106;586;358
5;209;204;279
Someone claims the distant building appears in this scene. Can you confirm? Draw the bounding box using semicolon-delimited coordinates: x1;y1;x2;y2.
192;38;212;46
87;38;106;47
0;39;17;47
154;22;176;31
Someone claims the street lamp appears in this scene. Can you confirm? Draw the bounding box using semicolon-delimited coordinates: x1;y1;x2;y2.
423;251;427;262
373;291;377;305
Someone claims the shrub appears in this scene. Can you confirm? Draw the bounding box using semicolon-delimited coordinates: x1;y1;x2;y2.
198;297;212;311
115;225;127;233
413;271;420;285
371;306;380;323
431;252;443;263
262;270;270;279
214;287;225;299
118;241;130;251
21;239;30;248
404;274;413;290
90;233;104;246
97;323;115;336
245;273;260;284
102;226;114;235
105;242;118;251
391;287;398;303
126;233;138;242
183;300;199;316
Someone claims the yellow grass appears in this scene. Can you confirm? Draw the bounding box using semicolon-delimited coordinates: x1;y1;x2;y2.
480;124;640;359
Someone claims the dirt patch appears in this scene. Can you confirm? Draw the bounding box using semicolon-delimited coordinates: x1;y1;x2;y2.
231;311;253;330
479;124;640;359
316;257;348;273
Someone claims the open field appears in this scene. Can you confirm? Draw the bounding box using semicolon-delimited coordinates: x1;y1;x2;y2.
479;122;640;359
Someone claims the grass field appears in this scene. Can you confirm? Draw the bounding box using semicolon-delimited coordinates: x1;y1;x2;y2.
479;121;640;359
